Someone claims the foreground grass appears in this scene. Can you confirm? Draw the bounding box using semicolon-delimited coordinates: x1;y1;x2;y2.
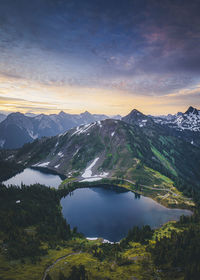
0;240;148;280
0;221;187;280
0;246;73;280
0;171;193;280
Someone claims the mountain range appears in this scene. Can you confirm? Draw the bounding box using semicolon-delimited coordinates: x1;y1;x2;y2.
151;106;200;146
4;112;200;193
122;106;200;147
1;106;199;149
0;113;6;123
0;111;119;149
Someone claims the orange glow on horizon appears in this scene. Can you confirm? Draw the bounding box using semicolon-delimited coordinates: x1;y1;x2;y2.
0;75;199;116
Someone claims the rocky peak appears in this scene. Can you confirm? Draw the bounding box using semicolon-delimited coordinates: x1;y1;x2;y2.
185;106;199;115
129;109;145;117
58;111;67;117
122;109;154;128
81;111;92;117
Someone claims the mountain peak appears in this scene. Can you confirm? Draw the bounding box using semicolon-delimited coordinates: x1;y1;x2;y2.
80;111;92;118
129;109;144;115
59;111;67;117
6;112;27;121
122;108;154;129
81;110;91;115
8;112;24;117
185;106;199;115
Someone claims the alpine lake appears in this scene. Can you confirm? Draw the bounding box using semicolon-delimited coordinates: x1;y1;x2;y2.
3;168;192;242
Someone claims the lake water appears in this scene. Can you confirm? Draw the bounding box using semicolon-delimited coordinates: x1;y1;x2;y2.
3;168;63;188
61;186;192;242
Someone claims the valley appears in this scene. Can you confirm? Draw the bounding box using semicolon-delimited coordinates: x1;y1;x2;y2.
0;181;195;280
1;107;200;280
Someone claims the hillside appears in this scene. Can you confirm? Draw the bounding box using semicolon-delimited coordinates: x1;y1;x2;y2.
7;118;200;193
1;115;200;280
0;111;112;149
151;106;200;147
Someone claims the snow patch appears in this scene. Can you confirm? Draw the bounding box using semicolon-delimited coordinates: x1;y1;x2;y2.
28;130;38;139
71;123;96;136
81;177;102;182
82;157;99;178
73;148;79;157
34;162;50;167
54;164;60;168
97;121;102;128
6;155;14;160
99;172;109;177
86;237;98;241
111;132;115;137
103;239;115;244
58;152;64;157
86;237;115;244
0;139;5;148
55;141;59;147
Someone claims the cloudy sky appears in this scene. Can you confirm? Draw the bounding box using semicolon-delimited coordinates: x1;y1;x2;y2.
0;0;200;115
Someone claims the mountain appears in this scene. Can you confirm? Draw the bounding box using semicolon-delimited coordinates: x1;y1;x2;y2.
0;113;34;149
0;113;6;123
152;106;200;131
122;109;156;130
0;111;109;149
121;107;200;147
111;114;122;120
25;113;38;118
152;106;200;146
8;118;200;190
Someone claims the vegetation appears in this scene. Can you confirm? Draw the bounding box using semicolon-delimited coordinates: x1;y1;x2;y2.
1;119;200;279
0;184;74;261
1;180;200;280
0;160;24;181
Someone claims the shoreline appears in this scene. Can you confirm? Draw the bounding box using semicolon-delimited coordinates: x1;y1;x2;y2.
60;177;195;211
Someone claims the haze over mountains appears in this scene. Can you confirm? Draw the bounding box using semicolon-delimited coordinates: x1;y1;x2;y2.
0;111;119;149
0;106;199;149
1;105;200;280
4;114;200;193
2;105;200;193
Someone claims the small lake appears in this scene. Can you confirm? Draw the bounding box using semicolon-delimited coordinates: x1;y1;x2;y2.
3;168;63;188
61;186;192;242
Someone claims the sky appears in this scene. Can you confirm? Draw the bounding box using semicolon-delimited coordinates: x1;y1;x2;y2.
0;0;200;116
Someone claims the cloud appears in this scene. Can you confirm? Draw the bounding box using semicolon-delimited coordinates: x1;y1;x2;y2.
0;0;200;113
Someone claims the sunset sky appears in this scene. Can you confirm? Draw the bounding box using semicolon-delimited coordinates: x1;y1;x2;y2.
0;0;200;116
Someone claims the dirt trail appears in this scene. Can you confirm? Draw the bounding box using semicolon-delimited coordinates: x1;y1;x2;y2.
42;251;82;280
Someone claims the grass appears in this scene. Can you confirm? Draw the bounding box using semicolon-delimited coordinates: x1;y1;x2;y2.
0;222;189;280
153;221;184;241
0;247;73;280
0;179;193;280
127;164;174;187
59;177;76;187
0;159;194;280
47;243;153;280
151;146;177;176
0;237;154;280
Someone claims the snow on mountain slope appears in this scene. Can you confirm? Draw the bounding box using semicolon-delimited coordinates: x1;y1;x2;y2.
153;106;200;132
0;111;110;149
